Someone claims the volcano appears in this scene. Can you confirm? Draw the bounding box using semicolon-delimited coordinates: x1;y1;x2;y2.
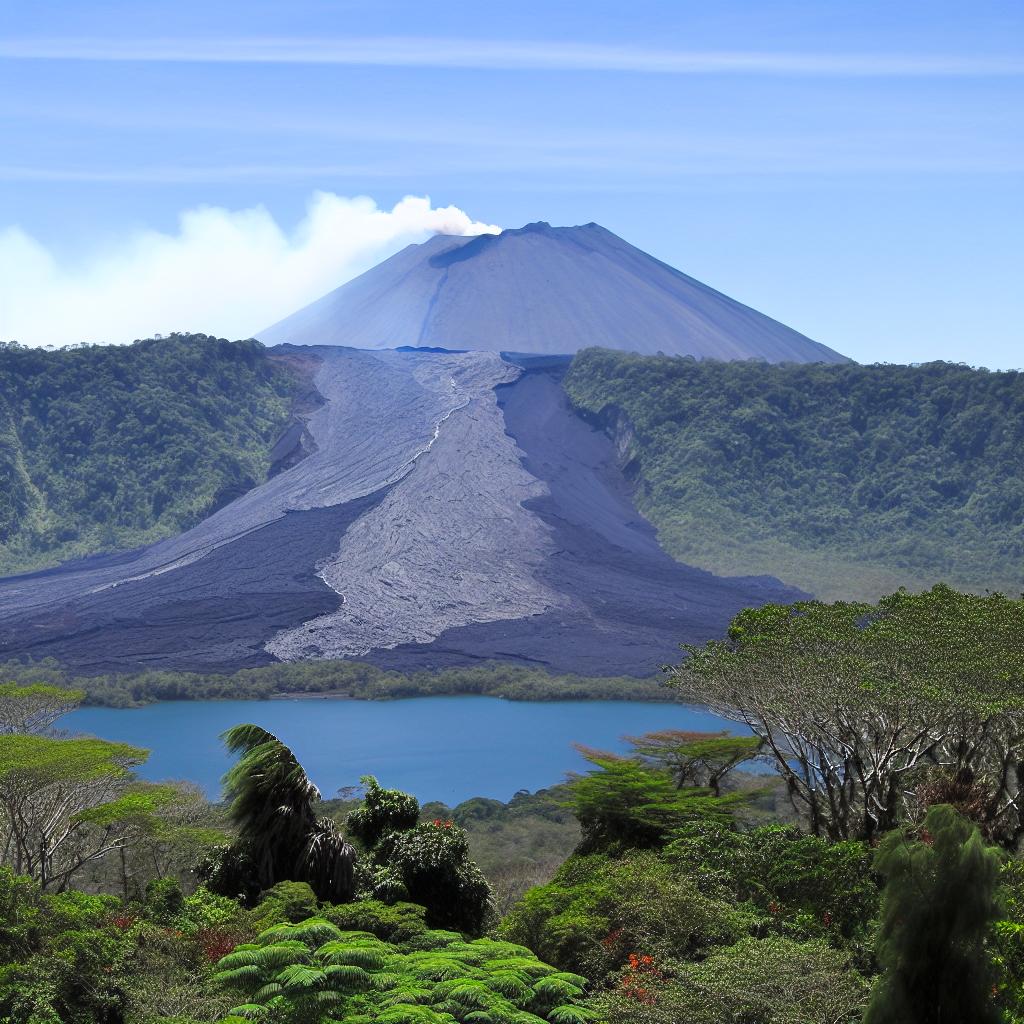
259;222;847;363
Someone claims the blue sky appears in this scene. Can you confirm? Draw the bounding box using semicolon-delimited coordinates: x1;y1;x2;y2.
0;0;1021;365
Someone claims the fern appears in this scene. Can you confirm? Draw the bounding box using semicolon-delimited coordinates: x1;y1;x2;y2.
381;985;434;1006
374;1006;457;1024
532;977;584;1002
213;964;263;987
214;913;592;1024
489;972;533;1001
278;963;328;990
224;1004;269;1018
322;964;373;988
547;1006;598;1024
259;919;343;946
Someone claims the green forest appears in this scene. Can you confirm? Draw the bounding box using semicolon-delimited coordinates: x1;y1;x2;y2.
3;585;1024;1024
0;334;296;575
564;349;1024;600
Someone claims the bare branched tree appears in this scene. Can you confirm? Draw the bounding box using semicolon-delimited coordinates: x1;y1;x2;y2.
669;585;1024;845
0;682;84;734
0;733;183;890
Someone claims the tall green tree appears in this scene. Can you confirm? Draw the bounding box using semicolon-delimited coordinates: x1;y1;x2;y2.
215;724;355;904
566;746;739;853
864;804;1002;1024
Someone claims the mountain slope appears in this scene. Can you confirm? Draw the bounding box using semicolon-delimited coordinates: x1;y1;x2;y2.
259;222;848;363
564;349;1024;600
0;348;802;675
0;334;298;575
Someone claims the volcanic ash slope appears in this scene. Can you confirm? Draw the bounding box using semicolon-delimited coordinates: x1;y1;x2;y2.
0;347;803;674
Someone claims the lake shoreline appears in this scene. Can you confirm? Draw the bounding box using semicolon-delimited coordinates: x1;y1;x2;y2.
3;656;671;709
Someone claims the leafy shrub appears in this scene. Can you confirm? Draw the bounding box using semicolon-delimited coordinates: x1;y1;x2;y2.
666;820;879;953
346;775;420;849
144;876;185;924
376;821;493;936
251;881;320;930
0;876;133;1024
595;936;868;1024
179;886;252;934
499;851;751;981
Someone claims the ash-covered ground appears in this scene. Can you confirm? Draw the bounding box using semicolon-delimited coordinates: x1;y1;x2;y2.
0;347;803;675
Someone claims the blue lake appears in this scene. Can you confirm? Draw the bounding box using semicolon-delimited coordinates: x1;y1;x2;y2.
65;697;743;804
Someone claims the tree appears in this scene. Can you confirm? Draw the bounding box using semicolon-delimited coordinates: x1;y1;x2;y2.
0;682;83;734
864;804;1003;1024
566;747;740;853
0;733;179;891
214;723;356;903
623;730;762;796
344;776;493;935
670;586;1024;844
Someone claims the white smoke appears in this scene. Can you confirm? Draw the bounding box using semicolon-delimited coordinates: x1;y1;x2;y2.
0;193;501;347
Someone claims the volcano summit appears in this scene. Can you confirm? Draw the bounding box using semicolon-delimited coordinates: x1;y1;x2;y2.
260;222;848;363
0;223;843;676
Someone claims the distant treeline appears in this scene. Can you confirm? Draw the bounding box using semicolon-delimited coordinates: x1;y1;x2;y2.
565;349;1024;600
0;333;296;575
0;657;667;707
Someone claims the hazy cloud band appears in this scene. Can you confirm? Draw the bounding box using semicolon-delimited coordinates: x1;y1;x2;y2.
1;37;1021;76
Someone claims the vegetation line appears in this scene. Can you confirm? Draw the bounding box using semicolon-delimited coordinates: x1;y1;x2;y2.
0;657;669;708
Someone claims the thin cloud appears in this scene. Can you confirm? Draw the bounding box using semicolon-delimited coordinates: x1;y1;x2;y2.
0;36;1020;76
0;193;500;347
0;163;415;184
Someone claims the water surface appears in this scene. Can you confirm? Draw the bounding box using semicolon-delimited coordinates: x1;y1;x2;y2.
66;696;742;804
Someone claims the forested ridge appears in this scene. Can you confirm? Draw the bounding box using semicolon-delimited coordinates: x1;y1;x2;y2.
0;333;297;575
564;349;1024;599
